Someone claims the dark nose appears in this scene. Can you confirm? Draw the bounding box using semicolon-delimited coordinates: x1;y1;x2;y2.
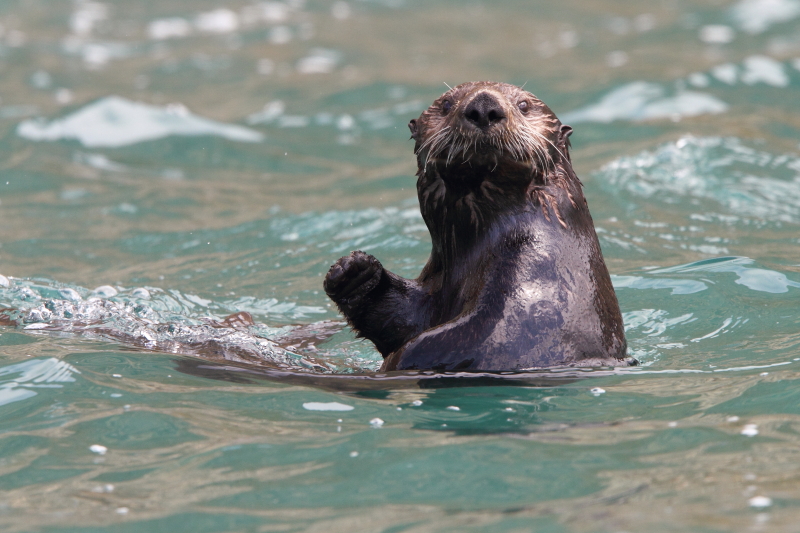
463;92;506;129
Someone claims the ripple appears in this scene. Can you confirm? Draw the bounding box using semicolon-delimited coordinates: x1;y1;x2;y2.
597;136;800;224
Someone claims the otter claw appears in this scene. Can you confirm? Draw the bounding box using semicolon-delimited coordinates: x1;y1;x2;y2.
324;251;383;305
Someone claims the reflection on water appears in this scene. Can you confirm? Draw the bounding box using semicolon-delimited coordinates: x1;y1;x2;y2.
1;0;800;531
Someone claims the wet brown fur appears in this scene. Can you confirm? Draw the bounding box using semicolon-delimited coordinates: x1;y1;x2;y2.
324;81;632;371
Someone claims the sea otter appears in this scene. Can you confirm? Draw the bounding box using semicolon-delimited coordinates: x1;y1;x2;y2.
324;81;632;371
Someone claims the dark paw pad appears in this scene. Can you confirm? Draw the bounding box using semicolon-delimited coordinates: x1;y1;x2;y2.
324;251;383;305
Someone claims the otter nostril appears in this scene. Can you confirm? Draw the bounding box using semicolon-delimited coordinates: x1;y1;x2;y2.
466;109;481;124
487;109;504;123
463;92;505;129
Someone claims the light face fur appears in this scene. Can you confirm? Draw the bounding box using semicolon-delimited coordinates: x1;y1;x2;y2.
324;81;632;372
411;81;562;173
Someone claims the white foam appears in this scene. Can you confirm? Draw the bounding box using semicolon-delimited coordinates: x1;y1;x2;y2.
17;96;264;147
147;18;192;40
731;0;800;34
561;82;728;124
699;25;735;44
740;55;790;86
711;63;739;84
70;1;108;37
195;9;240;33
302;401;354;411
296;48;340;74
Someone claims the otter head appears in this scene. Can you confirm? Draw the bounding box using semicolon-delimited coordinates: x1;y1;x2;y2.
409;81;573;179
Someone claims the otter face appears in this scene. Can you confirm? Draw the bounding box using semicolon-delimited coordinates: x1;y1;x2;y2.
410;81;570;173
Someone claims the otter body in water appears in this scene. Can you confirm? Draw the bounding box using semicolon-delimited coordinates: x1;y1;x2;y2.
324;81;632;371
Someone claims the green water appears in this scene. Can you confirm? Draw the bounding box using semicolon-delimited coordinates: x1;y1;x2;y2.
1;0;800;531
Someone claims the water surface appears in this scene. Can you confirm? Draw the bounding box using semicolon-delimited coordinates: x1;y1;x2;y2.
1;0;800;531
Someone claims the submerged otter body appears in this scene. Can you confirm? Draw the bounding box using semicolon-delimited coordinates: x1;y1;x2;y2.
324;81;632;371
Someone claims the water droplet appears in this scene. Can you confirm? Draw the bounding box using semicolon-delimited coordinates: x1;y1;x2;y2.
89;444;107;455
446;406;460;411
741;424;759;437
410;400;423;406
369;418;384;428
748;496;772;508
590;387;606;396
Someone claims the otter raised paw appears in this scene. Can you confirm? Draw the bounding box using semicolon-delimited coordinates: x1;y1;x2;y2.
323;81;635;372
323;251;384;314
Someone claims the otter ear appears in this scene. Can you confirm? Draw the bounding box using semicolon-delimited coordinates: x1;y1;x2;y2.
559;124;573;150
408;119;418;141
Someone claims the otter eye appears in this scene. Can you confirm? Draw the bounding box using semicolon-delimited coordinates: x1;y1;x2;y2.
518;100;529;114
441;99;452;114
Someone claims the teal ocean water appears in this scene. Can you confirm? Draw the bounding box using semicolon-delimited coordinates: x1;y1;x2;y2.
1;0;800;531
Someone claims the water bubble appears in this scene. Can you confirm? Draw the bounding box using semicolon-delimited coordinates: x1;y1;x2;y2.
446;406;460;411
727;416;740;422
115;507;129;515
89;444;108;455
131;288;150;299
410;400;423;406
590;387;606;396
112;374;122;378
668;421;678;427
93;285;118;298
369;418;384;428
349;451;359;457
59;288;82;301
